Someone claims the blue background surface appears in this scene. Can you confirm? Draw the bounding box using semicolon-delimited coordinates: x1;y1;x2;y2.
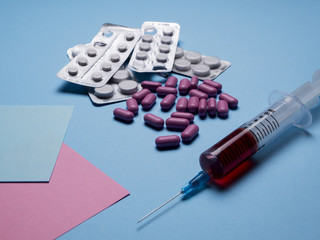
1;0;320;239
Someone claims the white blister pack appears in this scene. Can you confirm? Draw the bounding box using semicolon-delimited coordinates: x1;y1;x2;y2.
172;47;231;80
128;21;180;73
57;24;141;88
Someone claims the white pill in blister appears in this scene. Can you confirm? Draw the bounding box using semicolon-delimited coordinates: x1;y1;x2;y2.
203;56;221;69
77;57;88;66
156;53;167;63
118;43;127;52
174;59;191;71
110;54;120;62
185;51;202;64
192;64;211;77
159;44;170;53
67;66;78;76
136;51;148;60
139;42;151;51
175;47;184;58
163;26;174;36
86;48;97;57
125;32;135;41
111;70;131;83
161;36;172;45
94;84;114;98
92;72;103;82
142;35;153;43
101;62;112;72
119;80;138;95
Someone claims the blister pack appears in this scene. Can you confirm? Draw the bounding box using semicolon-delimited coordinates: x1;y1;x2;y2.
128;21;180;73
57;23;141;88
172;47;231;80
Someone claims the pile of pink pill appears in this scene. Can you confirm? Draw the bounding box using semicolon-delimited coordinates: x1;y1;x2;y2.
113;76;238;148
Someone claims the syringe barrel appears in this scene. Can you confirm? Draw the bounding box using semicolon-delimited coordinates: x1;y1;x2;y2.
200;93;311;180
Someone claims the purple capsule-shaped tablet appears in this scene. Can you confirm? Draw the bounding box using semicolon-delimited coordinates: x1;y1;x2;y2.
166;117;190;130
198;84;217;97
113;108;134;122
141;81;162;92
181;124;199;142
141;93;156;110
190;76;199;89
219;93;238;108
160;94;176;111
178;78;191;95
165;76;178;88
132;89;151;103
207;98;217;117
176;97;188;112
126;98;139;114
189;89;208;99
156;86;178;97
155;135;180;148
144;113;164;129
171;112;194;123
203;79;222;92
198;98;207;118
217;100;229;117
188;96;199;114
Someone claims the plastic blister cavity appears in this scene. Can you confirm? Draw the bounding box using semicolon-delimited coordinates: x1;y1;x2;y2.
172;47;231;80
128;21;180;73
57;23;141;87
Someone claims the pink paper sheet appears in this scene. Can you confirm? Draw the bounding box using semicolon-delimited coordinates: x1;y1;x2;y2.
0;143;129;240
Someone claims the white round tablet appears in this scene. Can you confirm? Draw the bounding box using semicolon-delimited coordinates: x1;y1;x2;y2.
86;48;97;57
111;70;131;83
192;64;210;77
174;59;191;71
142;35;153;43
175;47;184;59
185;51;202;64
136;51;148;60
156;53;168;63
101;62;112;72
94;84;114;99
91;72;103;82
163;26;174;36
118;43;127;52
159;44;170;54
110;54;120;62
139;42;151;51
203;56;221;69
77;57;88;66
67;66;78;76
118;80;138;95
125;32;135;41
161;36;172;45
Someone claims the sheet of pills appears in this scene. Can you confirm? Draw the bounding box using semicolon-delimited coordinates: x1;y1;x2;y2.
128;21;180;73
57;24;141;88
172;47;231;80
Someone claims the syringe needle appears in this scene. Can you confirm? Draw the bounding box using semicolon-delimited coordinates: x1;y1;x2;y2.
137;191;182;223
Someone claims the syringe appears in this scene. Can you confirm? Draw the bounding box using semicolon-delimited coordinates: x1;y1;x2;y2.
138;70;320;223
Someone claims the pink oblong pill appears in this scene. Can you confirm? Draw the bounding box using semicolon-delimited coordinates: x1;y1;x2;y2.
207;98;217;117
126;98;139;114
165;76;178;88
198;98;207;118
144;113;164;128
141;81;162;92
203;79;222;92
155;135;180;148
219;93;238;108
141;93;156;110
176;97;188;112
113;108;134;122
156;86;178;97
189;89;208;99
166;117;190;130
190;76;199;89
198;84;217;97
178;78;191;95
181;124;199;142
217;100;229;117
160;94;176;111
171;112;194;123
132;89;151;103
188;96;199;114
